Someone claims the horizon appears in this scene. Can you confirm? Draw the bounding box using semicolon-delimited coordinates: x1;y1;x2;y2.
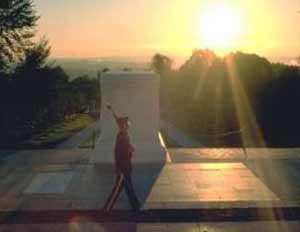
50;54;300;69
35;0;300;59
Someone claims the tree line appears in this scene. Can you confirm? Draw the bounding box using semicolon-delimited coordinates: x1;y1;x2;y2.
152;50;300;147
0;0;100;145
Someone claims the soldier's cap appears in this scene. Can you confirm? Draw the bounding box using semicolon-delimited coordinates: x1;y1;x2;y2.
117;117;130;126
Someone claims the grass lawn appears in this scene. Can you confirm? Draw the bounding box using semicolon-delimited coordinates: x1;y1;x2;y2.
29;114;95;148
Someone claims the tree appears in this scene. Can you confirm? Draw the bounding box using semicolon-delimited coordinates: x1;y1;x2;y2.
0;1;10;9
160;50;278;144
15;38;50;73
297;56;300;66
151;53;172;74
261;66;300;146
226;52;273;111
0;0;38;70
0;1;102;146
178;49;219;109
71;76;100;113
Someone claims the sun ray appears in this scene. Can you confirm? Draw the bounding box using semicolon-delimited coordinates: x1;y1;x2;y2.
223;56;295;220
225;55;266;148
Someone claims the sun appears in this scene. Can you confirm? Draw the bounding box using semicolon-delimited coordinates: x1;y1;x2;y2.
199;4;243;52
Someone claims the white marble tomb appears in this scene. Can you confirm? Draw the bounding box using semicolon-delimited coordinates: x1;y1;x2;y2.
93;72;168;164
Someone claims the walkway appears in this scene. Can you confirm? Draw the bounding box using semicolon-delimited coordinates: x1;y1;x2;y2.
56;121;101;149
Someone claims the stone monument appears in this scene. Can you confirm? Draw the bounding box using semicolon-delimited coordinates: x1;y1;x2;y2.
93;72;168;165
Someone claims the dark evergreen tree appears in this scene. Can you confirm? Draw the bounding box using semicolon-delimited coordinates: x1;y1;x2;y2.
0;0;38;70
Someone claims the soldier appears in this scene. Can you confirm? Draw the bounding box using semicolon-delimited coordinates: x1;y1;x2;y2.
103;103;140;212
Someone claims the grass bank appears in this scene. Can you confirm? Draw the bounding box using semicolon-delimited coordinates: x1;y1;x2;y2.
27;114;95;148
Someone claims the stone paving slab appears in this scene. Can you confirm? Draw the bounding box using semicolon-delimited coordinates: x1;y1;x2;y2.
0;221;299;232
24;172;75;194
169;148;300;162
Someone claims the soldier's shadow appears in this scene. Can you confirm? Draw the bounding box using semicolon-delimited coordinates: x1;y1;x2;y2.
132;163;165;208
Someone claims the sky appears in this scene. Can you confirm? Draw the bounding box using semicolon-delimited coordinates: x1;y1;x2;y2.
34;0;300;59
